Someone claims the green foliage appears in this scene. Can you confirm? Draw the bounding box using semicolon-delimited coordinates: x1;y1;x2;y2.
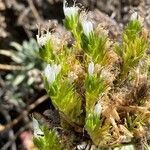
64;15;79;31
85;113;101;132
39;40;54;63
33;127;62;150
115;19;148;80
45;77;82;124
63;6;81;43
81;32;108;64
125;113;148;132
85;113;110;147
35;3;150;149
85;74;107;113
124;20;142;41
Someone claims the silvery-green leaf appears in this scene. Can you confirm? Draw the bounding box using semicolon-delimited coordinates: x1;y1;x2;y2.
13;75;25;86
10;42;22;51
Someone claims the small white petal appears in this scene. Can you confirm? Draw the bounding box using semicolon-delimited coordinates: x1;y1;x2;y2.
130;12;144;24
130;12;138;20
53;64;61;76
49;71;56;83
82;21;93;37
36;32;51;46
88;62;94;75
63;0;78;18
44;64;51;76
32;118;43;137
94;103;102;115
64;7;78;18
44;65;53;83
44;64;61;84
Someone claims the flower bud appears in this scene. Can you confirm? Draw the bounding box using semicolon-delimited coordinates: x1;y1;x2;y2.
44;64;61;84
32;117;43;137
94;102;102;115
130;12;144;25
36;32;51;47
82;20;93;37
63;0;79;19
130;12;138;20
88;62;94;76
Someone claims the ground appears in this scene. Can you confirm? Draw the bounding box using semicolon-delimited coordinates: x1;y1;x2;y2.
0;0;149;149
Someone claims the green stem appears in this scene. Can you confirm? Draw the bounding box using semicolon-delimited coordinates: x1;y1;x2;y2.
72;29;81;50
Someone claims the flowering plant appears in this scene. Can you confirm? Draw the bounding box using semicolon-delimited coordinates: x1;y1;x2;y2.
33;2;150;149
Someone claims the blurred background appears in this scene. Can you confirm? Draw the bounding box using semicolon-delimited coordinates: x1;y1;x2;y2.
0;0;149;149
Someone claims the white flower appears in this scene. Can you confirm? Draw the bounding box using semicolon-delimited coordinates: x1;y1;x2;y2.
88;62;94;75
44;64;61;84
63;0;78;18
82;20;93;37
52;64;61;75
130;12;138;20
94;102;102;115
130;12;144;24
32;117;43;137
36;32;51;46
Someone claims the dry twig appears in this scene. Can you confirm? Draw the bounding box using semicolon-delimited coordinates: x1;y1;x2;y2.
0;95;49;133
0;64;25;71
27;0;42;23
